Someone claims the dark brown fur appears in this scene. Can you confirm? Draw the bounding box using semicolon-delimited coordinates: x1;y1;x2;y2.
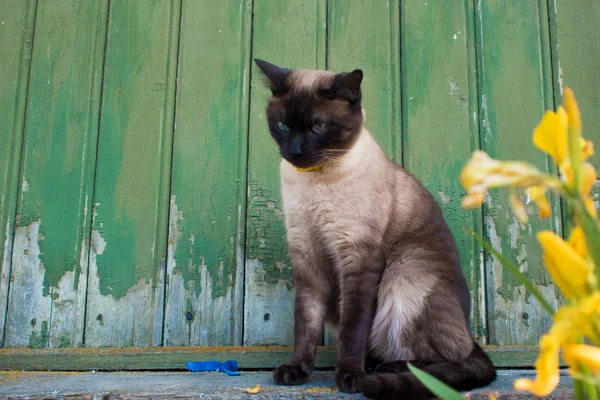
255;59;496;399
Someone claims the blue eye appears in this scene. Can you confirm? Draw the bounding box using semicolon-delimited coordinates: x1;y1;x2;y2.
277;121;289;132
312;123;327;134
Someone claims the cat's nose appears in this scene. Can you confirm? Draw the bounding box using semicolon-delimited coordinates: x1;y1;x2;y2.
288;138;302;156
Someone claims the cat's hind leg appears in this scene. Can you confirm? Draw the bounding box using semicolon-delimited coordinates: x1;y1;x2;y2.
362;341;495;400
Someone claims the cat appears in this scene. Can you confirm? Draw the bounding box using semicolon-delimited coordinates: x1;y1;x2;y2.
254;59;496;399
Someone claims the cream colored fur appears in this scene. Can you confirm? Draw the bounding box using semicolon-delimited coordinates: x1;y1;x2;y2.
280;128;438;361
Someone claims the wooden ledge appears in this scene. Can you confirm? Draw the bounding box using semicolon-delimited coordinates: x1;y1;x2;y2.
0;346;541;371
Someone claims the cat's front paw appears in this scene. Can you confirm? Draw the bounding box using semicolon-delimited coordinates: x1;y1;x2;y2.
335;362;365;393
273;364;310;385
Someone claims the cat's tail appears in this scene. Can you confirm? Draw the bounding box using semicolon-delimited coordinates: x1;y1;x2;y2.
361;341;496;400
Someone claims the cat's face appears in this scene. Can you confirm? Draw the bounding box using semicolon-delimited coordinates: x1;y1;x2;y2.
255;59;364;169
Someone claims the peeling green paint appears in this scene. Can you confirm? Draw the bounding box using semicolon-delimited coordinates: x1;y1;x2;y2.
13;1;104;300
246;182;292;288
28;320;49;348
168;9;247;300
92;2;173;299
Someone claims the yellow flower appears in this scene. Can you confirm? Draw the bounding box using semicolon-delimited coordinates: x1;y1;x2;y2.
564;344;600;374
514;334;561;396
533;88;593;170
538;231;596;300
564;87;581;133
533;107;569;166
515;295;600;396
568;226;588;259
528;186;552;219
460;151;550;209
510;189;528;223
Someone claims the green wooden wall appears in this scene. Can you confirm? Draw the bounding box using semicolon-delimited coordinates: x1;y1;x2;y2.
0;0;599;357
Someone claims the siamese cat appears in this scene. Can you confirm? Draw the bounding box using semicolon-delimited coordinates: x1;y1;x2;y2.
254;59;496;399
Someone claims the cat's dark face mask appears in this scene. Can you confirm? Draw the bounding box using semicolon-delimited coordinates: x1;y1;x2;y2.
255;59;364;170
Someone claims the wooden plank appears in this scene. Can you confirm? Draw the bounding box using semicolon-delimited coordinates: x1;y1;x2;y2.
244;0;326;346
163;0;250;347
327;0;401;160
84;0;179;347
0;0;36;347
400;0;486;342
323;0;401;345
0;345;542;370
476;1;560;346
551;0;600;164
551;0;600;222
3;1;107;348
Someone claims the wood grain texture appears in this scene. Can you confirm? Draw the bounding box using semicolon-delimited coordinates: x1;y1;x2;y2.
163;0;250;346
244;0;326;346
476;0;560;346
0;0;36;348
401;0;486;343
3;1;107;348
323;0;401;345
551;0;600;164
327;0;401;160
0;345;543;370
84;0;179;347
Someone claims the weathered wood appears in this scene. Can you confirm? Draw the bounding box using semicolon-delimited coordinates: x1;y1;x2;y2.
163;0;250;346
84;0;179;347
244;0;326;346
476;0;560;345
327;0;401;160
0;345;544;370
400;0;487;343
3;1;107;348
551;0;600;164
0;0;36;348
323;0;401;345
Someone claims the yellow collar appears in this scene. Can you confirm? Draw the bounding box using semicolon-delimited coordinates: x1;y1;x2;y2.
295;165;322;172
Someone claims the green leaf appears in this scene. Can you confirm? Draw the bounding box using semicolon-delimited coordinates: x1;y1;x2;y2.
471;230;555;316
407;363;466;400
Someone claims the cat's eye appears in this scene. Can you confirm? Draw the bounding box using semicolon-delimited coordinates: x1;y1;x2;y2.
312;123;327;134
277;121;289;132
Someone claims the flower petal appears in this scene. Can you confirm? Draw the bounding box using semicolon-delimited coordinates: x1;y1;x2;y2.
564;344;600;375
461;192;485;209
514;335;560;396
582;162;597;197
528;186;552;218
533;107;568;166
581;139;595;161
510;190;528;223
537;231;594;299
568;226;588;259
564;87;581;133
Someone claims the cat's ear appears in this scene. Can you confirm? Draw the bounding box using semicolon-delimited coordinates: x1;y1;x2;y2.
321;69;363;104
254;59;291;95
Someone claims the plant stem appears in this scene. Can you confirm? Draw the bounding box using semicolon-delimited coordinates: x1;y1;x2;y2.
574;378;584;400
582;364;599;400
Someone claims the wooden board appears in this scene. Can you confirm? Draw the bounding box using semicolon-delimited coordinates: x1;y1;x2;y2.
0;345;542;370
3;1;107;348
163;0;250;347
244;0;326;346
0;0;36;347
551;0;600;164
400;0;487;342
323;0;401;345
476;0;560;346
327;0;401;160
84;0;179;347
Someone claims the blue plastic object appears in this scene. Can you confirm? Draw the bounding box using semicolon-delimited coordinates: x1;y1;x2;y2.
186;360;240;376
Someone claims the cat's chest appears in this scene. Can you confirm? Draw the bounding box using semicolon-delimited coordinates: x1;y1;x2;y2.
281;180;364;236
